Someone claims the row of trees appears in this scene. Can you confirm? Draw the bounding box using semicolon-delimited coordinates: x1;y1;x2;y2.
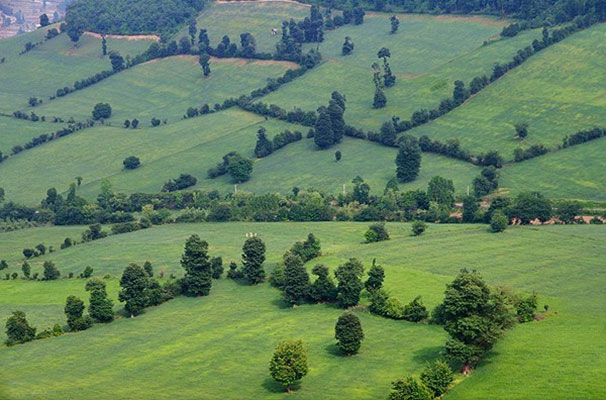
254;127;303;158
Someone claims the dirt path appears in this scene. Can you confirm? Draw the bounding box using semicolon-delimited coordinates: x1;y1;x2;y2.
84;32;160;41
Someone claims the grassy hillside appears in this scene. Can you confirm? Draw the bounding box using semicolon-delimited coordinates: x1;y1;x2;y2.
179;1;310;54
410;23;606;160
0;223;603;399
0;28;153;113
32;56;296;123
262;14;538;130
500;137;606;200
0;116;66;153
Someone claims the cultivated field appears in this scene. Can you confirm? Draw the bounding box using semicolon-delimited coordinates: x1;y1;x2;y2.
0;222;603;399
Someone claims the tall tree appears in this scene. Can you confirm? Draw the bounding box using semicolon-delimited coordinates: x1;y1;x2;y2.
335;311;364;355
427;176;455;207
390;15;400;33
269;339;309;393
282;253;310;305
310;264;337;302
380;121;397;146
199;52;211;77
5;311;36;345
242;236;266;284
313;108;334;149
119;263;149;317
39;13;50;27
326;99;345;144
188;19;197;46
64;295;92;331
365;259;385;292
335;258;364;308
395;135;421;182
86;278;114;323
342;36;354;55
181;234;212;296
101;35;107;56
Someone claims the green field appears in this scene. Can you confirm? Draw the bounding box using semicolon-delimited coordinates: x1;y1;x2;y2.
0;116;66;154
500;137;606;200
178;1;310;54
0;27;153;112
0;222;603;399
32;56;296;123
262;14;538;130
410;23;606;160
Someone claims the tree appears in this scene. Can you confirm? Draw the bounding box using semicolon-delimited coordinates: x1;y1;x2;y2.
427;176;455;207
462;195;479;223
373;87;387;109
342;36;354;55
211;257;224;279
314;109;334;149
131;119;139;128
65;295;92;331
511;192;552;224
282;253;310;305
335;150;342;162
179;36;192;54
365;259;384;292
199;52;211;77
327;99;345;144
411;220;426;236
556;200;582;224
388;376;433;400
5;311;36;345
124;119;130;128
335;258;364;308
181;235;212;296
119;263;149;317
419;359;453;397
453;80;468;105
515;122;528;139
353;7;365;24
198;28;210;50
254;127;273;158
395;135;421;182
86;279;114;322
92;103;112;120
365;223;389;243
101;35;107;55
390;15;400;33
490;210;508;232
21;261;31;279
403;296;428;322
239;32;257;57
269;339;308;393
40;13;49;27
335;311;364;355
109;51;124;72
81;266;93;278
43;261;60;280
66;16;85;43
309;264;337;302
380;120;397;146
123;156;140;170
227;153;253;183
151;118;161;127
242;236;266;284
442;269;513;369
143;261;153;277
188;19;197;46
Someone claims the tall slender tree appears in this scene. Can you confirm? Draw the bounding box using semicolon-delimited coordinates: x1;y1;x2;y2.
242;236;266;284
181;234;212;296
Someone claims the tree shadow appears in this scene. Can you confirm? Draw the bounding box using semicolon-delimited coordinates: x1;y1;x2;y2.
270;297;293;309
262;377;302;394
412;346;444;364
325;343;342;357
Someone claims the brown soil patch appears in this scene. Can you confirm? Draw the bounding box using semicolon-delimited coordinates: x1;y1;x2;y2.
84;32;160;41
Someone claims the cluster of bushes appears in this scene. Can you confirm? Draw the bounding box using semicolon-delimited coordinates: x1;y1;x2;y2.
418;136;473;163
254;127;303;158
161;173;197;192
562;127;605;148
4;311;63;346
364;223;389;243
513;144;549;162
370;290;429;321
207;152;253;183
472;166;499;197
22;243;52;259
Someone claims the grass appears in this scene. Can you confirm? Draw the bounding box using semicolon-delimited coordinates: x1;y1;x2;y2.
32;56;296;123
500;137;606;200
177;1;310;54
409;23;606;160
262;14;537;130
0;27;154;113
0;222;603;399
0;116;66;154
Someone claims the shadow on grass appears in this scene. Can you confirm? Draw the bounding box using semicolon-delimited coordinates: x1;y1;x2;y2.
325;343;342;357
262;377;301;393
412;346;444;363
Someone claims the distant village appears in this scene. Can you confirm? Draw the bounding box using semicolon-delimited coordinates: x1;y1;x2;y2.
0;0;64;38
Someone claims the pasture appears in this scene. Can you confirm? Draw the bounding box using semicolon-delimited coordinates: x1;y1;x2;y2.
0;222;603;399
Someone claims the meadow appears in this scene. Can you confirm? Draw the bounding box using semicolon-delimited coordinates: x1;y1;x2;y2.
0;25;153;112
410;23;606;160
32;56;297;123
0;116;65;153
0;222;603;399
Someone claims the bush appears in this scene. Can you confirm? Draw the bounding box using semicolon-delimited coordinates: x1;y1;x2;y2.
411;220;426;236
388;376;433;400
364;223;389;243
335;312;364;355
123;156;140;170
419;359;453;397
402;296;428;322
92;103;112;120
516;293;538;323
490;210;508;232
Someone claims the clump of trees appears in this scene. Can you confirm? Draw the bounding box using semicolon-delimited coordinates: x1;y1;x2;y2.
64;295;93;331
364;223;389;243
208;152;253;183
254;127;303;158
162;173;197;192
314;92;346;149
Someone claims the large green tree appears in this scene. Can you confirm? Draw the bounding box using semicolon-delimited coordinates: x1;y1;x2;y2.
242;236;266;284
269;339;309;393
86;278;114;323
309;264;337;302
119;263;149;317
282;253;310;305
64;295;92;331
395;135;421;183
5;311;36;345
181;234;213;296
335;258;364;308
335;311;364;355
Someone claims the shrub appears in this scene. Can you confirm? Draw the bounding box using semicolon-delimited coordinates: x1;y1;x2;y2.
403;296;428;322
335;311;364;355
43;261;60;280
516;293;538;322
92;103;112;120
419;359;453;397
5;311;36;345
411;220;426;236
388;376;433;400
123;156;141;170
364;223;389;243
490;210;508;232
